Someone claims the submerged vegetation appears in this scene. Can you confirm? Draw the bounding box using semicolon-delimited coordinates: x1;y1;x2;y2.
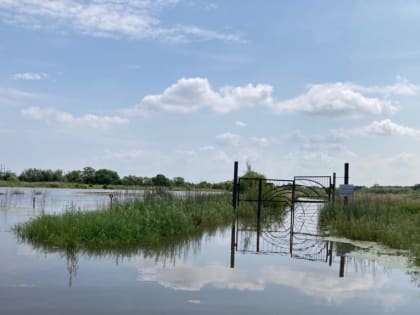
15;191;234;250
14;189;284;252
320;194;420;264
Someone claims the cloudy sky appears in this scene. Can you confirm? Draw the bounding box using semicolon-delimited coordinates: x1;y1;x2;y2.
1;0;420;185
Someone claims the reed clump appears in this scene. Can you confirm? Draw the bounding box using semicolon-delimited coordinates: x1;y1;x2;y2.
320;194;420;264
14;191;256;251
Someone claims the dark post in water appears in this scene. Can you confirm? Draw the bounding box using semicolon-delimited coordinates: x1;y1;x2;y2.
232;161;238;212
344;163;349;206
332;172;336;205
256;178;263;252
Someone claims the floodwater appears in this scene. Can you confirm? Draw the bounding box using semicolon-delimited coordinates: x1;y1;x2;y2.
0;187;419;315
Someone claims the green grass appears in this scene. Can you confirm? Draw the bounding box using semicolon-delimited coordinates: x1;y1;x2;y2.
320;194;420;265
14;190;264;251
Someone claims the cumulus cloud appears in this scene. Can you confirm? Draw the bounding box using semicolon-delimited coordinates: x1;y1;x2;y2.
354;77;418;96
13;72;48;80
216;132;240;146
127;77;416;117
272;83;398;117
235;121;247;127
21;106;128;129
132;77;272;114
354;119;420;136
0;0;241;42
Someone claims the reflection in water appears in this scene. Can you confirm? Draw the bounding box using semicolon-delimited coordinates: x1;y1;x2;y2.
230;201;355;279
65;248;79;288
24;224;227;287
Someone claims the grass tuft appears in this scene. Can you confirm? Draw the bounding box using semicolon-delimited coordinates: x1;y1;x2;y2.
320;194;420;265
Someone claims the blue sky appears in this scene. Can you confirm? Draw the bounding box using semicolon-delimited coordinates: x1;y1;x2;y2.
1;0;420;185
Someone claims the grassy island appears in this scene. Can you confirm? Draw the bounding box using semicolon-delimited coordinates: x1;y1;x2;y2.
14;191;240;250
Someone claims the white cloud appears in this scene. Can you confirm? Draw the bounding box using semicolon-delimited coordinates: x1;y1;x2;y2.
355;77;418;96
127;78;416;117
235;121;247;128
272;83;398;117
216;132;240;146
355;119;420;136
251;137;270;147
0;0;241;42
13;72;48;80
21;106;128;129
0;88;38;107
132;77;272;114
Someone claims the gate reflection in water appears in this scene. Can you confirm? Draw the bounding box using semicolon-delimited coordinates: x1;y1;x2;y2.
230;201;352;278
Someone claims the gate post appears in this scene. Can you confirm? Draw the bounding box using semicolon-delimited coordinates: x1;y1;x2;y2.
344;163;349;206
232;161;238;212
256;178;263;252
290;179;296;232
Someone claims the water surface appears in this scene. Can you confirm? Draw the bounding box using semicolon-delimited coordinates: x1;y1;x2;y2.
1;188;419;314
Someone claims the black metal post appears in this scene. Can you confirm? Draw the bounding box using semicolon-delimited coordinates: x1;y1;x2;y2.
232;161;238;211
290;179;296;232
332;172;336;205
32;196;36;209
328;241;333;266
344;163;349;206
109;194;114;209
339;256;346;278
256;178;262;252
230;219;236;268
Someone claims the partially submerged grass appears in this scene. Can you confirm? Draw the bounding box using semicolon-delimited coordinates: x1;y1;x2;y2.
14;190;277;252
320;194;420;265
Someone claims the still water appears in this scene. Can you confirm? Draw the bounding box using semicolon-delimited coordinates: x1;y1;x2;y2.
0;187;419;314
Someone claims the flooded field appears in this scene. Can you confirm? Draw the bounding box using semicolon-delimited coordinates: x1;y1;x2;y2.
1;187;419;314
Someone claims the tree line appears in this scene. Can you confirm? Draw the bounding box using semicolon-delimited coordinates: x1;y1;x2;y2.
0;166;231;190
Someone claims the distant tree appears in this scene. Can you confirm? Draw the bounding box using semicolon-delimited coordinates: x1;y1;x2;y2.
81;166;96;184
152;174;171;187
19;168;63;182
65;170;82;183
121;175;144;186
212;181;232;191
0;170;17;181
94;169;120;185
197;181;212;189
173;176;186;187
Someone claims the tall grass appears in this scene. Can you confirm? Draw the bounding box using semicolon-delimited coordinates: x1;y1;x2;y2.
320;194;420;264
14;190;261;251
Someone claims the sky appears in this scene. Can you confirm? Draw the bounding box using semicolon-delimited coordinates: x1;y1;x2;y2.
1;0;420;186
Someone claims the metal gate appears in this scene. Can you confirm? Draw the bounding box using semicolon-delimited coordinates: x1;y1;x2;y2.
230;161;337;268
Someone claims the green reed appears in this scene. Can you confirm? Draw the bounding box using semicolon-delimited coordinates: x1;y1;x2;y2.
14;190;261;251
320;194;420;264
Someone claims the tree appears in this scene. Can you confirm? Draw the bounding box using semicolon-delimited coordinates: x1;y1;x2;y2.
81;166;96;184
94;169;120;185
152;174;171;187
65;170;82;183
173;176;185;187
